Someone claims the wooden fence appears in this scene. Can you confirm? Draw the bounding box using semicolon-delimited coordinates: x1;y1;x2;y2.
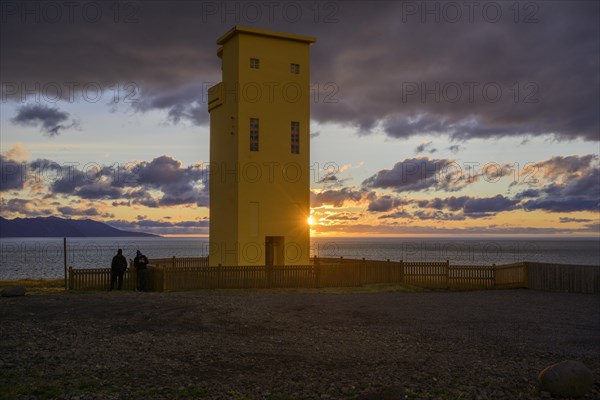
67;257;545;292
148;257;209;268
68;266;166;291
526;262;600;294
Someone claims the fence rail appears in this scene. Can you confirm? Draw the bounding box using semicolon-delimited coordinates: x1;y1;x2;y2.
67;257;599;293
67;257;528;292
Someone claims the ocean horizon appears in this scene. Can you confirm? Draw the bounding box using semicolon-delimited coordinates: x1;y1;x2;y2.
1;236;599;280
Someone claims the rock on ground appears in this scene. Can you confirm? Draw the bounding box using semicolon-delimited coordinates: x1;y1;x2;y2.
1;285;26;297
538;360;594;397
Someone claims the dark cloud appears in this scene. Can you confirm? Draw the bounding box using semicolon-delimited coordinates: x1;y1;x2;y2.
416;195;519;216
519;157;599;213
311;2;599;141
135;156;209;206
462;195;519;214
125;189;160;208
310;188;364;207
324;213;359;221
1;2;597;140
317;172;349;188
522;197;598;213
378;210;412;220
411;210;471;221
0;154;25;191
75;184;123;200
418;196;466;211
28;158;85;194
319;175;339;184
10;105;78;136
414;141;437;154
26;155;209;207
530;154;598;181
447;145;462;154
559;217;592;223
57;206;114;218
131;83;209;125
0;198;52;216
362;157;471;192
367;194;407;212
136;156;189;185
514;188;540;200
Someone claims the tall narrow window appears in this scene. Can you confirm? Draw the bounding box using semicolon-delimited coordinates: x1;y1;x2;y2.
250;58;260;69
291;121;300;154
250;118;259;151
290;63;300;74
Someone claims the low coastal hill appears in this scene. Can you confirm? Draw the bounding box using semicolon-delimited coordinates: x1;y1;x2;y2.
0;216;157;238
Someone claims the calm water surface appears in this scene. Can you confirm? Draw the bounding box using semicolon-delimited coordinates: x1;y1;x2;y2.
1;237;598;279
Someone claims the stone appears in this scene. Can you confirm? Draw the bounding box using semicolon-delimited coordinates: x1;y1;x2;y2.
1;285;26;297
538;360;593;398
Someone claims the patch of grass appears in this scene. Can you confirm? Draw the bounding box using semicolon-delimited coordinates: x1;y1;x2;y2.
0;278;65;294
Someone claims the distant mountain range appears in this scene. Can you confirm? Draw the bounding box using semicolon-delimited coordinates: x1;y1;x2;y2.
0;217;158;238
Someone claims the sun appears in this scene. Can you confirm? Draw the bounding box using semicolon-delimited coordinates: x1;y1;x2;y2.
307;216;314;225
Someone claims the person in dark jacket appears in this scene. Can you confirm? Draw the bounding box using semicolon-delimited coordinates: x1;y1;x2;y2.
110;249;128;290
133;250;149;291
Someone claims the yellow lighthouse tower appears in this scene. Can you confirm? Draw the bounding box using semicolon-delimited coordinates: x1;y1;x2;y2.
207;26;316;266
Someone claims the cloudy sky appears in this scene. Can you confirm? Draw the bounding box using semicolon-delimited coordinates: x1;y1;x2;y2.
1;0;598;236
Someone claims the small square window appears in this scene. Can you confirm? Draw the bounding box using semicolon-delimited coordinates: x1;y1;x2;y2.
291;121;300;154
290;63;300;74
250;58;260;69
250;118;259;152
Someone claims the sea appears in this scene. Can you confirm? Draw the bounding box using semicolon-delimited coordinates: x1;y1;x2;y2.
0;237;598;280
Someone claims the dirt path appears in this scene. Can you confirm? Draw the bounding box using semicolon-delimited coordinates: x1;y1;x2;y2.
1;289;599;399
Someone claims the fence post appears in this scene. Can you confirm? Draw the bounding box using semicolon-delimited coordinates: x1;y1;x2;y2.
361;258;366;286
400;260;404;284
218;264;222;288
63;238;68;290
446;259;450;289
162;266;167;292
387;259;391;283
68;267;73;290
267;265;273;289
314;256;320;289
172;256;176;268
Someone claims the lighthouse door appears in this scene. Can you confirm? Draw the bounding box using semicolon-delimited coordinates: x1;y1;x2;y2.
265;236;285;266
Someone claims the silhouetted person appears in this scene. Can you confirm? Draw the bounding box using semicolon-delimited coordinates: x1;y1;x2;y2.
110;249;128;290
134;250;149;291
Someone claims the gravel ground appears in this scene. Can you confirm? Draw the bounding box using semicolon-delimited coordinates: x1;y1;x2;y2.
1;288;599;400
